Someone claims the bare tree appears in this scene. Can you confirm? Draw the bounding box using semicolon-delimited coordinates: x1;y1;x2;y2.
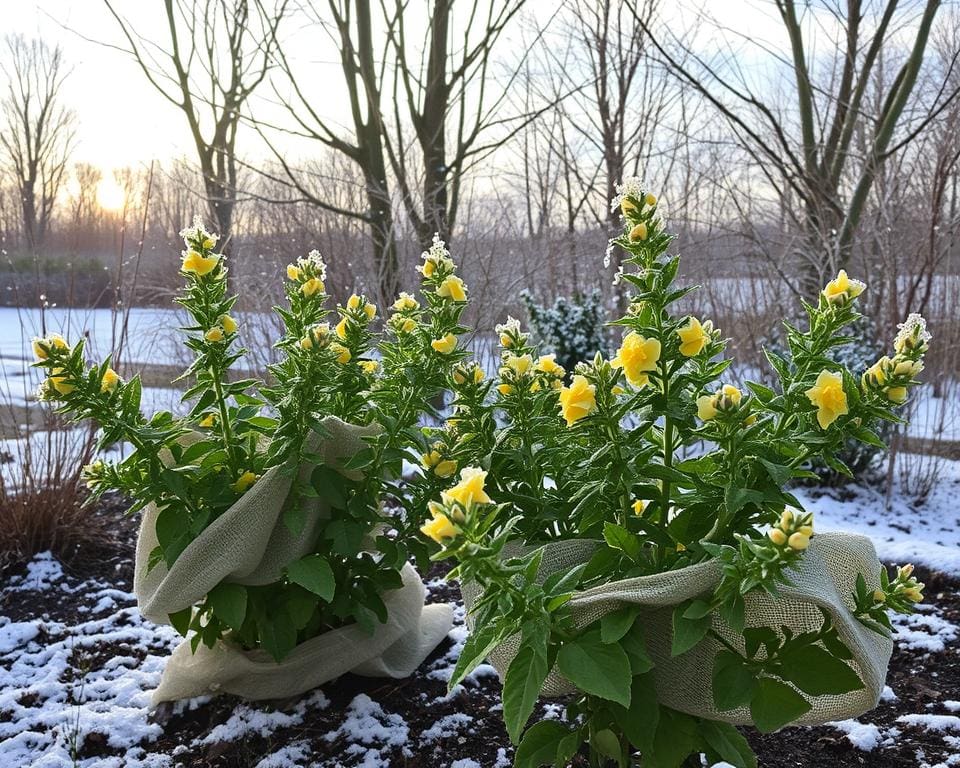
383;0;529;251
102;0;288;252
639;0;955;293
0;35;76;253
263;0;401;303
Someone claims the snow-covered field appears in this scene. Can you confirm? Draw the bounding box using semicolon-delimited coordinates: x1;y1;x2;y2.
1;460;959;767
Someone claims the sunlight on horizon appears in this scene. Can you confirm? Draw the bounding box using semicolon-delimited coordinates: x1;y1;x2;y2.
95;175;126;212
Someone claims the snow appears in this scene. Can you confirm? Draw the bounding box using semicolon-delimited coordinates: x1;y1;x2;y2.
897;714;960;733
254;742;314;768
322;694;409;768
195;691;329;746
795;455;960;577
420;713;473;744
890;607;959;654
823;719;889;751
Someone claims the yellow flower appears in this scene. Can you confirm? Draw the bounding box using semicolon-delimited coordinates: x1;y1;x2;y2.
442;466;492;509
347;294;362;311
181;249;219;276
697;395;717;421
421;259;436;278
100;367;121;393
612;332;661;387
330;343;351;364
219;314;237;334
393;292;419;311
535;354;564;378
885;386;908;404
435;459;458;479
611;385;625;396
558;375;596;426
205;327;225;343
199;413;217;428
504;354;533;376
360;360;379;375
231;471;258;494
301;277;325;297
620;198;636;217
421;513;460;544
437;275;467;302
632;499;647;516
499;333;513;348
719;384;742;407
397;317;417;334
336;318;349;340
286;264;300;281
902;586;923;603
863;356;890;388
49;367;74;396
363;302;377;320
822;269;865;305
628;222;648;242
644;192;657;207
431;333;457;355
787;532;810;551
32;333;68;361
894;359;922;378
805;370;848;429
498;383;514;396
676;317;709;357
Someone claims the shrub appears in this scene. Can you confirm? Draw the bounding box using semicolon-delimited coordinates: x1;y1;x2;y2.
521;288;608;373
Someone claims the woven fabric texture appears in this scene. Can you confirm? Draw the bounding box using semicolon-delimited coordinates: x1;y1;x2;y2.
134;416;453;705
462;532;892;727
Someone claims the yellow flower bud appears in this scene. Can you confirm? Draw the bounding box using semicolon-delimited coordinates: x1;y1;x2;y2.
499;333;512;348
286;264;300;281
697;395;717;421
335;318;349;340
902;587;923;602
644;192;657;207
628;222;648;242
632;499;647;516
231;471;258;493
768;528;788;546
620;198;637;217
48;367;74;396
780;510;794;530
204;327;225;343
199;413;217;428
347;294;362;311
360;360;379;375
219;314;237;334
364;302;377;320
899;564;914;578
885;386;908;404
100;367;121;393
498;383;514;396
872;590;886;603
392;292;419;311
434;459;458;479
787;532;810;551
32;333;68;361
301;277;325;297
330;343;351;364
421;259;436;278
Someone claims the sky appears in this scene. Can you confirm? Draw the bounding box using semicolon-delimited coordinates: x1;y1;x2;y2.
0;0;850;206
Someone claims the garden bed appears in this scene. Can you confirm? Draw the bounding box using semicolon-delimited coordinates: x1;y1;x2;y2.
0;497;958;768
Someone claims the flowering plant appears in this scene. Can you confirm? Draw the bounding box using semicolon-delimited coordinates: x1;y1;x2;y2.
423;181;928;767
32;221;469;663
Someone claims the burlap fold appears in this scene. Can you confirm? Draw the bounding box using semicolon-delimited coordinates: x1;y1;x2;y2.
462;532;892;727
134;416;453;705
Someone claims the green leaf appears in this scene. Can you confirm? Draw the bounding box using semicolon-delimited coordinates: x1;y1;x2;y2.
612;672;659;754
169;607;192;636
620;628;654;674
257;606;298;662
502;640;549;744
647;709;701;768
448;623;502;689
700;720;757;768
603;522;640;561
286;554;335;602
311;465;347;509
600;606;641;644
556;631;632;707
591;729;621;759
672;601;711;656
514;720;570;768
750;677;811;733
712;650;757;711
777;645;864;696
207;582;247;631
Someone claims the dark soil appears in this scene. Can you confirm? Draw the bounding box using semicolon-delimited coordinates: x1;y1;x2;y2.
1;498;958;768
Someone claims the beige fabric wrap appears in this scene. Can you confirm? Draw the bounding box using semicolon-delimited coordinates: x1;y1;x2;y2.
134;416;453;705
462;532;892;727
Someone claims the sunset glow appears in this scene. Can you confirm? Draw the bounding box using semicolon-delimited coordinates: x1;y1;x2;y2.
96;176;126;211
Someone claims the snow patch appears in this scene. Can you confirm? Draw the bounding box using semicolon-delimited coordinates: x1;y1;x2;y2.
322;694;409;768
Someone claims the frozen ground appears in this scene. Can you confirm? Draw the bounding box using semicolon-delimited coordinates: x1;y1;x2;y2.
1;462;959;767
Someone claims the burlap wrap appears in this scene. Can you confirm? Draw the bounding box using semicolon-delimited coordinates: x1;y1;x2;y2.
461;532;892;727
134;416;453;705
